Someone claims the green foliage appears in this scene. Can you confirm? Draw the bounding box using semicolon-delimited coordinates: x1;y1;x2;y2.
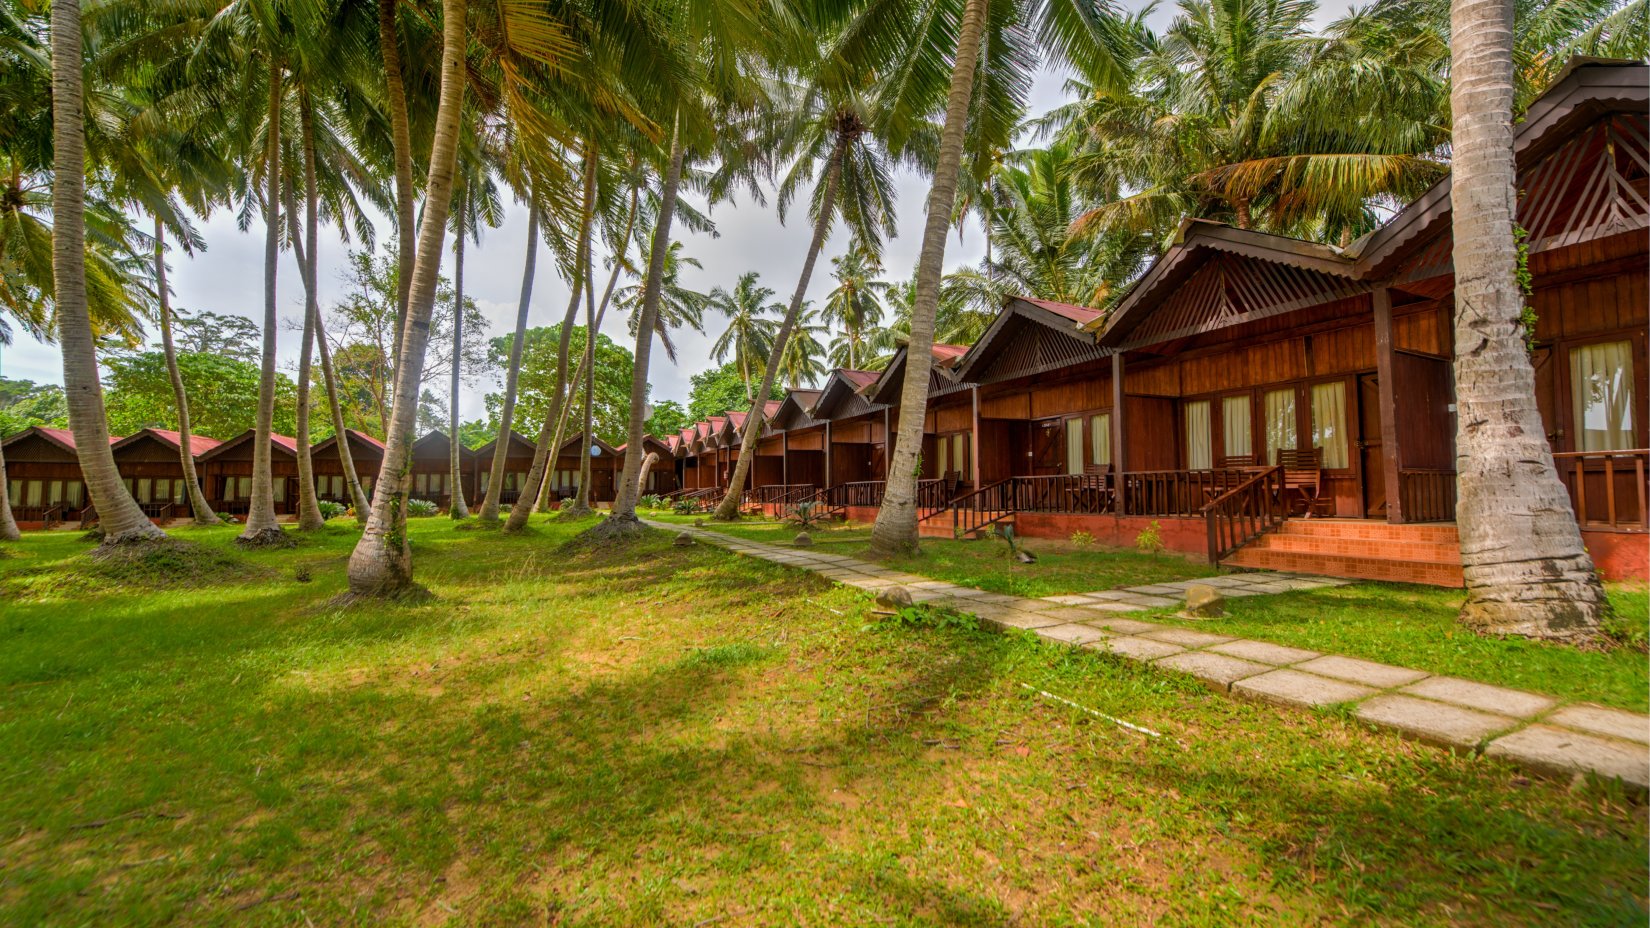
673;498;702;514
645;400;690;438
0;378;67;435
639;494;668;510
1135;520;1165;556
1068;530;1094;548
784;500;828;531
872;604;980;633
687;361;782;422
485;325;635;446
406;498;439;518
456;418;494;450
1514;225;1538;351
317;501;347;521
102;351;299;440
171;310;262;365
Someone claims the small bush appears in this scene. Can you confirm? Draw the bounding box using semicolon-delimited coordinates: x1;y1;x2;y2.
640;494;667;510
317;500;347;521
873;604;980;632
406;498;439;518
1068;530;1094;548
1135;520;1165;556
673;499;700;515
217;512;238;525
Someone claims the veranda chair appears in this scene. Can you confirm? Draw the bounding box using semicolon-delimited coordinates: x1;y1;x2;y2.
1218;454;1256;469
1276;448;1324;517
1082;463;1116;513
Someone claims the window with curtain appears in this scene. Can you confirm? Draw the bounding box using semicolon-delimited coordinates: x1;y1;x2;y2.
1310;381;1349;469
67;482;84;507
1570;340;1637;451
7;480;19;503
1185;400;1212;470
135;478;151;503
1222;395;1252;460
273;478;286;502
24;480;42;506
1264;388;1298;464
1065;419;1084;473
1090;413;1111;468
237;477;252;499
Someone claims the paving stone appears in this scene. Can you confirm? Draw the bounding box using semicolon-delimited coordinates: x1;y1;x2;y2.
1547;704;1650;745
1485;725;1650;790
1294;655;1429;689
984;610;1067;631
1237;582;1300;594
1207;640;1321;666
908;580;961;590
1233;669;1377;708
1124;584;1188;596
1091;636;1185;661
1036;606;1112;623
1218;588;1264;598
1105;593;1181;608
1079;601;1148;613
1037;623;1113;645
1196;575;1268;589
1042;594;1102;605
1398;676;1555;719
1083;617;1165;635
1081;590;1134;601
974;593;1024;604
1142;628;1235;648
1152;651;1272;690
1355;694;1516;749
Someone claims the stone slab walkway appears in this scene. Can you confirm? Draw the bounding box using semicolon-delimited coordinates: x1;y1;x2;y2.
653;521;1650;791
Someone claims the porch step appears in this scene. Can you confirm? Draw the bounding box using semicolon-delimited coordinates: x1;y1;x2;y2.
1226;519;1464;588
919;510;1014;539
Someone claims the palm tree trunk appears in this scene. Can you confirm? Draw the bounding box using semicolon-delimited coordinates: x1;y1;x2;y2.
239;60;285;545
153;216;216;525
346;0;468;594
714;138;846;521
636;452;658;496
449;207;471;519
504;147;597;532
609;125;686;526
1448;0;1605;640
379;0;416;362
293;95;326;532
50;0;162;544
0;440;21;541
869;0;987;558
479;204;539;521
569;245;599;514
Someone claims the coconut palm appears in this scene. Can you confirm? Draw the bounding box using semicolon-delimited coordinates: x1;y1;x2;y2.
820;245;888;370
619;240;710;363
776;305;828;389
1445;0;1607;639
477;201;538;523
708;272;782;401
447;159;502;520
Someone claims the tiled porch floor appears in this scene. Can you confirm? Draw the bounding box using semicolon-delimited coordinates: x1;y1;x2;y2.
649;519;1650;792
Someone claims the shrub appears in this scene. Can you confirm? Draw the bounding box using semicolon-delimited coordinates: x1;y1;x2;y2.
784;501;827;531
406;498;439;518
1068;530;1094;548
640;494;667;510
217;512;238;525
1135;520;1165;556
673;498;701;515
317;500;347;521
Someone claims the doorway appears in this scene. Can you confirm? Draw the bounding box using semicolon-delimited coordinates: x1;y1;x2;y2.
1358;374;1385;517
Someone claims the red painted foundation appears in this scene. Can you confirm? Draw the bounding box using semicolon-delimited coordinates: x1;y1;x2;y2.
1582;531;1648;582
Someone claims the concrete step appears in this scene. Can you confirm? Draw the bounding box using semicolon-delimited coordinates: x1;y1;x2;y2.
1276;519;1459;544
1225;546;1464;587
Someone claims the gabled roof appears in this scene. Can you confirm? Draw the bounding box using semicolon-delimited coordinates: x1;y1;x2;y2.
111;427;223;457
312;428;385;455
474;429;537;457
197;429;299;461
867;344;974;406
2;425;120;454
616;435;672;456
411;430;477;460
953;297;1111;384
556;431;620;457
810;370;886;421
768;390;823;431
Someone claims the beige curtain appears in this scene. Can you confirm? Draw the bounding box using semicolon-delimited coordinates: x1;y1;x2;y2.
1185;400;1212;469
1065;419;1084;473
1222;395;1252;459
1310;381;1349;469
1264;388;1298;464
1090;413;1111;467
1571;340;1637;451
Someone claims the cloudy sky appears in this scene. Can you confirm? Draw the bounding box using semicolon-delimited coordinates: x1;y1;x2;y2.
3;2;1355;426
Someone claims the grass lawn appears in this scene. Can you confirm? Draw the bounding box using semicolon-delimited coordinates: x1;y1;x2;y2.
646;511;1220;598
1145;582;1650;713
1;517;1645;925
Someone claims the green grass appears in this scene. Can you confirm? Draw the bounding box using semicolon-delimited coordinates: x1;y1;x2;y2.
1;518;1645;925
648;511;1220;598
1145;582;1650;712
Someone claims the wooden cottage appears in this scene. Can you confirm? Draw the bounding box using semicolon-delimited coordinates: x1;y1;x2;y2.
810;369;888;513
310;429;384;505
474;430;538;505
545;432;619;503
764;389;825;495
195;430;300;516
110;428;223;520
409;431;477;510
614;436;678;496
867;343;976;516
2;426;104;528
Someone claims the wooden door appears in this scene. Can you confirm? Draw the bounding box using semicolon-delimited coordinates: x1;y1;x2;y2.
1030;419;1064;476
1358;374;1385;517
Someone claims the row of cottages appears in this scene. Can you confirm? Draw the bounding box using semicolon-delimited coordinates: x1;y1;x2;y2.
3;423;626;528
658;59;1648;584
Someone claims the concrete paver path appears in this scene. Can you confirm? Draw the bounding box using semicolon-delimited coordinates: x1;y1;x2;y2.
653;521;1650;791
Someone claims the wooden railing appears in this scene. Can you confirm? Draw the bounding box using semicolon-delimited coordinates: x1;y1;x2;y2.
1120;469;1256;517
746;484;816;506
1009;474;1114;515
9;504;66;527
836;480;886;508
1554;449;1648;531
1202;466;1286;561
1397;468;1457;523
915;478;950;521
950;479;1017;537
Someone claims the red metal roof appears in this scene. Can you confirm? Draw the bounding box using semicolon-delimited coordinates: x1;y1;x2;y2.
838;369;880;391
270;433;298;454
762;399;783;416
931;344;969;367
1018;297;1104;326
121;428;224;455
32;426;121;451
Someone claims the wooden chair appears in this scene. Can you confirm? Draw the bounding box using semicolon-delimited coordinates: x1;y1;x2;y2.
1082;464;1116;513
1218;454;1255;470
1276;448;1324;517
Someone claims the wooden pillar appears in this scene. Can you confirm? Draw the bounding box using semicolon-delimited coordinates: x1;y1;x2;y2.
825;420;833;487
1112;353;1127;514
1373;287;1404;523
883;407;892;478
781;429;789;486
970;386;982;485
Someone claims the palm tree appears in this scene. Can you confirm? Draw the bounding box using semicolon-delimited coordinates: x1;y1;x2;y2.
820;245;888;370
49;0;163;544
477;202;539;523
777;305;828;389
1446;0;1606;639
447;161;501;520
620;240;709;363
708;271;781;401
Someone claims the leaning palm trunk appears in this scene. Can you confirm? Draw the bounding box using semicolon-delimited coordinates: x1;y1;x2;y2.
293;98;326;532
607;125;686;527
0;441;21;541
346;0;468;595
379;0;416;362
240;61;285;545
870;0;987;557
636;452;658;496
52;0;163;544
566;249;599;516
1447;0;1605;639
449;209;471;519
504;149;597;532
153;217;216;525
479;205;539;521
714;139;846;521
